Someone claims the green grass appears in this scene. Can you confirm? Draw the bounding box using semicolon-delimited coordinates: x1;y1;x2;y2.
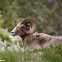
0;50;38;62
40;45;62;62
0;51;22;62
0;45;62;62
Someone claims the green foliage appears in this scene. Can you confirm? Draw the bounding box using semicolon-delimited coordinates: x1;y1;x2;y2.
40;45;62;62
0;51;22;62
0;28;22;47
0;45;62;62
0;28;11;42
0;0;62;35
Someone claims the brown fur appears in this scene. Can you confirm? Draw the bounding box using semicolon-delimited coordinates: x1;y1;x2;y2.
21;33;62;51
11;19;62;51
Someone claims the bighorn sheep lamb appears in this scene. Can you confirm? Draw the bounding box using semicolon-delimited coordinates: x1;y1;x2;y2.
11;18;62;50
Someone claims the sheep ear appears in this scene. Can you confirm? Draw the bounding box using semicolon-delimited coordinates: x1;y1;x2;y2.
17;18;24;23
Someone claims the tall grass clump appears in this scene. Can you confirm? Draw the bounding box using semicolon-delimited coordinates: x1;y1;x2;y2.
0;28;23;51
0;50;22;62
40;45;62;62
0;50;38;62
0;45;62;62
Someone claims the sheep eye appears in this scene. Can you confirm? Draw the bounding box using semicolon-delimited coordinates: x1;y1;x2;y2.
20;26;24;29
21;26;24;28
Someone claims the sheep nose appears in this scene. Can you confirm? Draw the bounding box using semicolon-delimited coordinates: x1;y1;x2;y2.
11;31;14;33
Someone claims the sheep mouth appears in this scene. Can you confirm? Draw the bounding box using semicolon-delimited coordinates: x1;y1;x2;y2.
11;33;15;36
11;32;17;36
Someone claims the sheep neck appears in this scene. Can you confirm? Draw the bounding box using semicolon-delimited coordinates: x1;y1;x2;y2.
20;34;29;41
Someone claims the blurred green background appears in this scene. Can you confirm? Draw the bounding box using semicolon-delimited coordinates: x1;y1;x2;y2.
0;0;62;35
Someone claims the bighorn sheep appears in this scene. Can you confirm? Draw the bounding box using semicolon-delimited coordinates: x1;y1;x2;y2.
11;18;62;50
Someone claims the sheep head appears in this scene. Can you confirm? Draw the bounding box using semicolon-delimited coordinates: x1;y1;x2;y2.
11;18;37;37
